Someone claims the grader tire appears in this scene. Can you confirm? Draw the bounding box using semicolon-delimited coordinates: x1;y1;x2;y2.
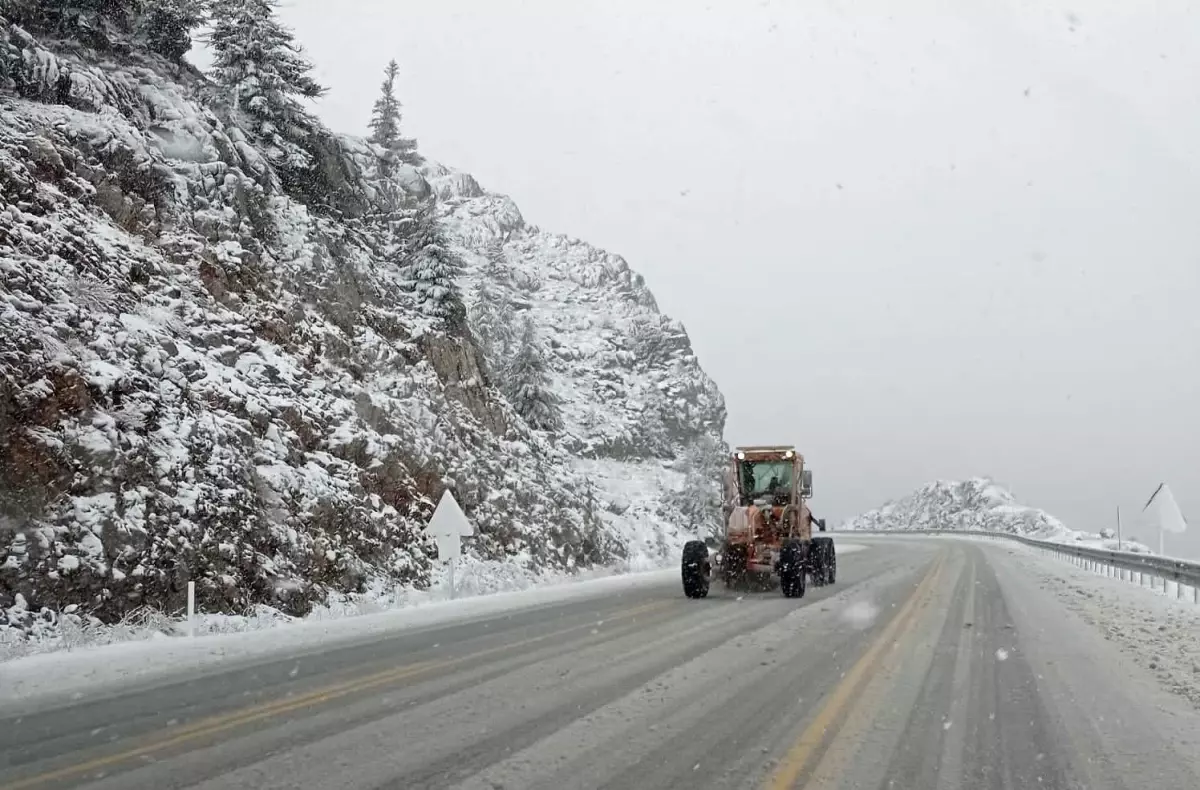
682;540;711;599
811;537;836;585
779;540;807;599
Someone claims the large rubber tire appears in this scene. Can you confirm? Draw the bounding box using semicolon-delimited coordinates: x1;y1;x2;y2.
811;537;835;586
779;540;807;599
721;544;749;590
681;540;711;599
809;541;826;587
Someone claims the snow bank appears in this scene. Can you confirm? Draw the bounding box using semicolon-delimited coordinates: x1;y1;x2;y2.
0;566;675;709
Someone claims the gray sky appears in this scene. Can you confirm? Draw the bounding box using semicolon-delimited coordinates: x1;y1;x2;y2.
208;1;1200;551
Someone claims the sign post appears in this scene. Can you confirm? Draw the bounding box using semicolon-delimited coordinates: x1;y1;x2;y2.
427;490;475;600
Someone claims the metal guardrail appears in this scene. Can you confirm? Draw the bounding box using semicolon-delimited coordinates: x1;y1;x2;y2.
846;529;1200;603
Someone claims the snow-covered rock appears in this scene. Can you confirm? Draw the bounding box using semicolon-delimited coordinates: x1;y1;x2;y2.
0;16;726;645
841;478;1152;553
427;163;727;553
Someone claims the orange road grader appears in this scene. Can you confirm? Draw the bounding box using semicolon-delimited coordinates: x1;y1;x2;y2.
681;445;835;599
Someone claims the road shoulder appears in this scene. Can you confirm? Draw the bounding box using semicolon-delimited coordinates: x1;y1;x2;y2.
983;540;1200;789
0;569;675;711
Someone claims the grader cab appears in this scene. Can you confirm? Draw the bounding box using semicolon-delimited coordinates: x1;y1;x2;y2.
681;445;835;599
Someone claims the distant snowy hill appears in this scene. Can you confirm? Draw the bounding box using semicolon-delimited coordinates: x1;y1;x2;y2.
841;478;1152;553
0;15;725;640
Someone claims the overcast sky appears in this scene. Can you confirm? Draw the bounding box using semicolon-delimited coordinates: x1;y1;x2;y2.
208;1;1199;553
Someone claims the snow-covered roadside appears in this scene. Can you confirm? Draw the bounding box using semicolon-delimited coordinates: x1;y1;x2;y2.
0;550;668;663
0;534;874;708
990;539;1200;709
0;566;674;709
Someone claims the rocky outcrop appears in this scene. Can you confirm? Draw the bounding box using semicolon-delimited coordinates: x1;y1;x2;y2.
841;478;1151;552
840;479;1071;537
431;164;728;554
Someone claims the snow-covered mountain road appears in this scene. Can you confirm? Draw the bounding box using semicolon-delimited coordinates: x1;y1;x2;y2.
3;538;1200;790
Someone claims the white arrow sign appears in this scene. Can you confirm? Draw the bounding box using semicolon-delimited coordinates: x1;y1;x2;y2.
1143;482;1187;554
427;490;474;599
428;489;474;559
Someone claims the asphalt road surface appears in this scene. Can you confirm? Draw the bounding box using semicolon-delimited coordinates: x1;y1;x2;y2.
3;537;1200;790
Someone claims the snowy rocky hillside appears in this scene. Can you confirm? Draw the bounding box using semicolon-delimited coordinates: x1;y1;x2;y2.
430;166;727;558
841;478;1151;552
0;6;725;642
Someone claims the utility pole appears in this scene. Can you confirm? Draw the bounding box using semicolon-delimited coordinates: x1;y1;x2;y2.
1116;505;1122;552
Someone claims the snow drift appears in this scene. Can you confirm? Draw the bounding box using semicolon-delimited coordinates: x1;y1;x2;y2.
0;14;726;645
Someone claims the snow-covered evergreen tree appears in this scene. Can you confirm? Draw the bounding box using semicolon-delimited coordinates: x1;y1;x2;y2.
208;0;325;178
20;0;204;61
137;0;205;61
634;384;672;458
13;0;136;49
484;237;505;272
476;237;514;289
400;199;465;324
668;436;725;539
367;59;421;176
468;278;516;364
505;316;562;432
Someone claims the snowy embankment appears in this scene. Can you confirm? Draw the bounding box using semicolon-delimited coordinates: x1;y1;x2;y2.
841;478;1153;554
2;534;870;704
0;552;659;662
0;566;674;709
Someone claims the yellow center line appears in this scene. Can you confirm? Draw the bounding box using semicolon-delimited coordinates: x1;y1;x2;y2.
1;597;677;790
763;552;947;790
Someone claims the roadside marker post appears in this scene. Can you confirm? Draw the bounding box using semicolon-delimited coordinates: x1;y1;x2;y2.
187;581;195;638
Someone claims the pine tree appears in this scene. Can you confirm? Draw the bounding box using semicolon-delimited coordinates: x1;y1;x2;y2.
137;0;206;61
468;279;516;364
368;59;421;177
636;385;672;457
20;0;138;50
505;316;561;432
482;237;509;279
208;0;325;176
400;199;464;324
670;437;724;539
484;237;504;267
